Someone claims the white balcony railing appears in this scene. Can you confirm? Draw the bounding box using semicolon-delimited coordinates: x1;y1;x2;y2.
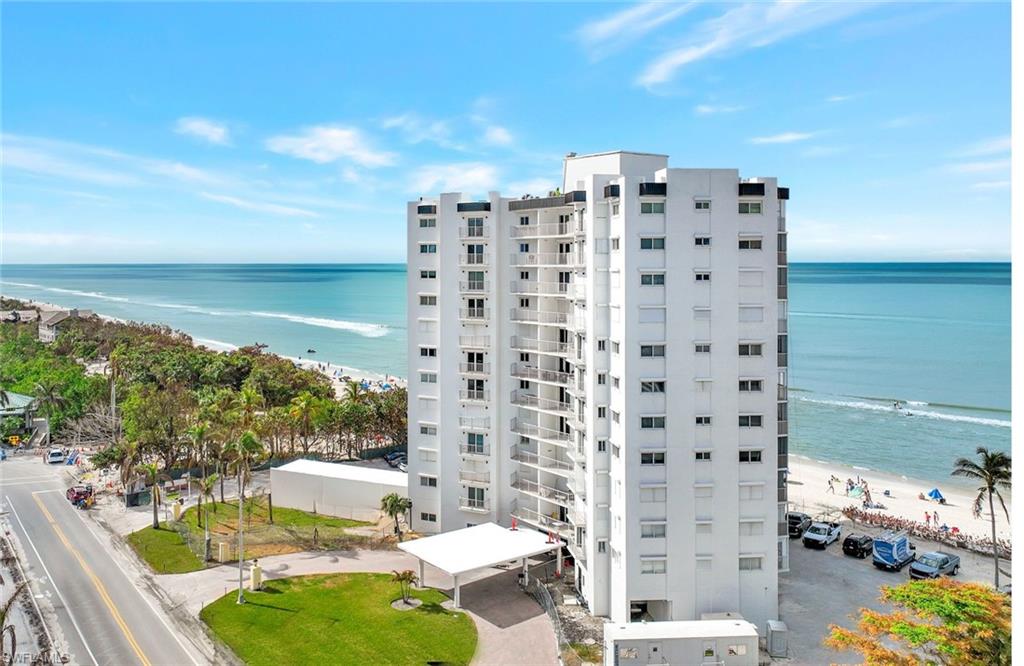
510;418;571;444
510;336;569;355
459;335;490;349
459;389;490;402
512;475;573;506
511;501;571;537
459;254;488;266
459;497;490;513
459;280;488;292
459;416;490;430
508;222;571;238
459;443;490;457
459;469;490;484
459;226;489;239
459;307;490;321
509;308;570;325
510;363;572;385
510;390;571;415
511;445;573;473
509;281;570;296
459;362;490;375
509;252;574;267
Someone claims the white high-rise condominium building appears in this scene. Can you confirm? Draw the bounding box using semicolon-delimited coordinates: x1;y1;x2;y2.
406;151;789;632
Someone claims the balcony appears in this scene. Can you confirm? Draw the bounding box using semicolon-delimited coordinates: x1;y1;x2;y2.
508;195;569;212
778;187;790;200
510;418;571;445
459;362;490;375
638;182;667;196
459;469;490;485
459;280;488;293
460;443;490;457
510;336;569;356
458;307;490;321
459;335;490;349
459;226;489;239
459;254;488;267
778;420;789;435
510;502;571;537
778;453;788;470
459;497;490;513
509;222;571;238
564;190;586;204
459;389;490;403
778;522;788;537
509;308;570;326
512;475;572;507
739;182;766;197
510;390;571;416
603;184;620;198
778;486;788;503
778;353;788;367
457;201;490;212
459;416;490;430
777;285;788;300
508;252;574;267
509;280;570;296
511;445;573;474
510;363;572;386
417;204;437;215
777;251;787;266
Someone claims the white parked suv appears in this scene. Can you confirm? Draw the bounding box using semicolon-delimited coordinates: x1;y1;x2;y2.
46;448;66;464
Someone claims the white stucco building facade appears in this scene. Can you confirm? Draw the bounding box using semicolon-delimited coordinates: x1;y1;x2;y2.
406;151;789;632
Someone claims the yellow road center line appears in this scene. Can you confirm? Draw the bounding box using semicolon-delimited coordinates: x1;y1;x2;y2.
33;495;152;666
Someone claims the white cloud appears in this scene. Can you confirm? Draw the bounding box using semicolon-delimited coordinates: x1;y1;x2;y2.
882;114;928;129
146;160;220;184
945;159;1011;174
505;177;558;197
750;131;818;145
483;126;513;146
826;94;856;103
410;162;498;194
636;2;872;88
577;2;697;58
2;144;141;187
694;104;744;115
175;117;230;145
380;113;459;149
969;180;1010;190
956;136;1010;157
265;125;395;167
199;192;319;218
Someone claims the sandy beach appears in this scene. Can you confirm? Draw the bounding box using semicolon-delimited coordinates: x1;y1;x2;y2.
787;455;1011;541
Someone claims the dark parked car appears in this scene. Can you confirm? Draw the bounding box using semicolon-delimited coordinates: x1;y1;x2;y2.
384;451;405;463
386;454;407;468
787;512;812;538
909;552;960;579
842;533;873;558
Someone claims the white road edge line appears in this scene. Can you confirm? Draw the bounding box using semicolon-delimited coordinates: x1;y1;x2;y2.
68;496;202;665
5;495;100;666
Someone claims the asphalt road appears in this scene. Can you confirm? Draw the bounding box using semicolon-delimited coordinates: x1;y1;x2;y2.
2;456;201;666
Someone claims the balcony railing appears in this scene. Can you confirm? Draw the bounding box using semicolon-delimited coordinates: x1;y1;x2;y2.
778;487;788;503
460;443;490;457
778;353;788;367
510;418;571;444
509;222;571;238
459;335;489;349
459;307;490;321
459;469;490;485
457;201;490;212
778;251;787;266
459;497;490;513
510;363;572;385
459;362;490;374
508;195;568;212
603;184;620;198
459;389;490;402
778;420;789;435
459;416;490;430
511;502;571;537
416;204;437;215
778;453;788;470
512;475;572;506
778;522;788;537
509;281;570;295
510;336;569;355
777;285;788;300
459;226;489;238
459;280;488;292
511;445;573;473
509;308;570;325
510;390;571;415
459;254;488;266
509;252;574;267
639;182;667;196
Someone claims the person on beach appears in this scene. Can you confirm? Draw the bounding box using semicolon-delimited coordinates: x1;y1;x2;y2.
925;512;931;527
827;478;835;494
933;510;939;524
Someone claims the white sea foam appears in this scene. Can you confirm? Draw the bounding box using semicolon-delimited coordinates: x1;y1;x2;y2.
796;396;1010;428
789;310;1000;327
249;311;389;338
193;337;239;351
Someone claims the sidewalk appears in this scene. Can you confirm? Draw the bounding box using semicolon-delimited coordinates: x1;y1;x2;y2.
160;549;558;666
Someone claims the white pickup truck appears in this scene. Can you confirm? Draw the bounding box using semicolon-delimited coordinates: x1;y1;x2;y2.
802;521;841;549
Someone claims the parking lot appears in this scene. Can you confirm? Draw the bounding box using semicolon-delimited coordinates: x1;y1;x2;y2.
780;520;1001;664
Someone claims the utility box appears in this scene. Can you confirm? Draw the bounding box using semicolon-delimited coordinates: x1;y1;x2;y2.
767;620;788;658
218;542;230;563
604;619;758;666
172;503;182;521
251;564;263;591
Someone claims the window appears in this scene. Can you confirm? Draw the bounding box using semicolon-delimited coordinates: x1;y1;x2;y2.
466;432;485;454
739;556;763;571
597;373;607;385
597;406;607;418
611;203;620;216
519;215;530;226
695;272;711;282
466;217;484;237
727;645;748;657
694;236;711;246
695;416;712;426
597;339;606;351
419;425;437;436
738;238;763;250
419;476;438;487
419;295;437;306
520;270;529;280
641;380;665;393
519;352;530;362
640;237;665;249
519;380;529;389
419;372;437;384
695;450;711;461
695;485;714;498
640;486;667;502
420;270;436;279
612;376;620;388
739;450;763;463
597;540;607;553
420;347;437;357
738;415;763;427
641;344;665;357
641;523;667;538
420;512;437;522
640;273;665;285
694;343;711;353
419;218;436;228
739;379;763;392
611;238;620;250
641;559;667;574
640;451;666;465
611;410;620;423
640;416;665;429
597;439;607;452
420;244;437;254
518;242;530;253
466;244;484;263
611;341;620;354
612;444;621;458
739;343;764;356
694;199;711;210
738;201;763;214
519;297;530;308
739;484;764;500
640;201;666;214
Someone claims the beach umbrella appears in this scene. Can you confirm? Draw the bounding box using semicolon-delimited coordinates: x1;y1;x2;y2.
927;488;944;501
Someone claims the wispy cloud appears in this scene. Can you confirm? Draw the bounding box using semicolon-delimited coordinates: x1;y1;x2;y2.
482;125;513;146
969;180;1010;190
410;162;498;194
199;192;319;218
636;2;873;88
945;159;1010;174
577;2;697;58
2;144;142;187
175;116;230;145
380;113;461;150
882;114;929;129
955;135;1010;158
750;131;819;145
694;104;744;115
825;94;856;103
265;125;395;167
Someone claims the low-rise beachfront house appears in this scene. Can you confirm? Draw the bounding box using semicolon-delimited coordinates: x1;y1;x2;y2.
38;309;93;343
1;310;40;324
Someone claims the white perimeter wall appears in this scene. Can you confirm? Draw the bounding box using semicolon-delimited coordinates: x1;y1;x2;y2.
270;467;406;521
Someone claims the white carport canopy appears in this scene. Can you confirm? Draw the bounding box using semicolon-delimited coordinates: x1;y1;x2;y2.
398;522;559;607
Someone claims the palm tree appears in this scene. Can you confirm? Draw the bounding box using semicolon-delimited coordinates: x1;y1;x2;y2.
952;446;1011;588
342;380;363;405
186;421;210;478
137;462;168;530
192;473;218;561
236;387;264;430
380;492;412;541
226;430;264;604
391;569;418;604
288;392;318;454
0;574;28;666
33;380;68;445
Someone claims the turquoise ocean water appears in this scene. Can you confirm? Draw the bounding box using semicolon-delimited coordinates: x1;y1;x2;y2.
0;262;1010;484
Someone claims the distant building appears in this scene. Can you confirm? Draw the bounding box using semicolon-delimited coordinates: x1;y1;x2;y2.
1;310;40;324
37;309;93;343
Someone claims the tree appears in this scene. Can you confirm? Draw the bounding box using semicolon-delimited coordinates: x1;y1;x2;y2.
137;461;168;530
380;492;412;541
342;380;363;405
826;578;1011;665
0;575;28;666
288;392;321;455
226;430;264;604
951;446;1011;588
186;421;210;478
191;472;218;529
33;379;68;445
391;569;418;604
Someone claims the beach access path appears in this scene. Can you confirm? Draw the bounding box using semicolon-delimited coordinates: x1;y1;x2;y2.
787;456;1011;541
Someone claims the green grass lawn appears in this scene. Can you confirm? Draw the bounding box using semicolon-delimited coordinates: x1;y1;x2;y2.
201;573;477;666
126;524;204;574
182;498;367;533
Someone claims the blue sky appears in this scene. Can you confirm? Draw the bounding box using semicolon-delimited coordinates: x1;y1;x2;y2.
1;2;1010;263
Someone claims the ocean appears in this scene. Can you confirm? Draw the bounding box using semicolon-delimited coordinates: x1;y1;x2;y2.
0;262;1010;484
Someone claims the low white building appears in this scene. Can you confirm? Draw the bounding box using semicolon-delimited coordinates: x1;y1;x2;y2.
270;459;407;522
604;619;759;666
